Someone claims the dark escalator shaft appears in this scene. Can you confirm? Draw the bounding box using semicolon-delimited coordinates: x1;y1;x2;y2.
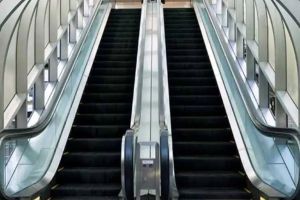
51;9;140;200
164;8;252;199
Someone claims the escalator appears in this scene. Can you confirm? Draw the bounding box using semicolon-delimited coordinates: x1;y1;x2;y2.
50;9;141;199
164;8;252;199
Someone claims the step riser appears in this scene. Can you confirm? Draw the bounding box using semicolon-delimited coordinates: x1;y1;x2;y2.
57;170;121;184
61;154;120;167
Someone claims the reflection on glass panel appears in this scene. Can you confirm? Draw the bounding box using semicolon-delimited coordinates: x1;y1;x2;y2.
284;24;298;106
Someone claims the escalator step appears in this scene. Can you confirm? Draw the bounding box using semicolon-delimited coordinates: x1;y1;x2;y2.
85;83;133;93
168;77;217;86
170;95;223;106
179;188;251;199
61;152;121;167
56;168;121;184
174;156;242;171
52;184;120;197
169;86;219;96
51;8;140;199
78;103;132;114
81;93;133;103
70;125;128;138
66;138;122;152
176;172;246;188
74;113;131;125
171;105;226;116
95;54;138;62
87;75;134;84
165;8;252;199
173;141;237;156
172;128;233;142
91;67;135;76
168;69;214;77
53;196;118;200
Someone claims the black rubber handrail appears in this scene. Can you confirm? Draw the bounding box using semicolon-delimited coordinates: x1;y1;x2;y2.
122;130;135;200
160;129;170;200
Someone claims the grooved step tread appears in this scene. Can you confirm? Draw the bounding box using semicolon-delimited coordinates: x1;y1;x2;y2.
51;9;140;199
165;8;251;199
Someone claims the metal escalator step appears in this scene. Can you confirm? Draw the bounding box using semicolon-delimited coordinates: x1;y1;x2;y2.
52;184;120;197
61;152;121;167
179;188;252;199
56;168;121;184
70;125;128;138
51;9;140;199
175;172;246;188
165;8;252;199
77;103;132;114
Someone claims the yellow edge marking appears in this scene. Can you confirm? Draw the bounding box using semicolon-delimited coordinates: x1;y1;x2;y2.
260;197;267;200
238;171;245;176
244;188;251;193
51;184;59;190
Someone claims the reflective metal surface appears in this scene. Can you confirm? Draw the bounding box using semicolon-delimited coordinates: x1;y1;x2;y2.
157;3;179;199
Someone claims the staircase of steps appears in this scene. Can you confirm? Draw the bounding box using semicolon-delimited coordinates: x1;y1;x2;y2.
164;8;252;200
51;9;141;200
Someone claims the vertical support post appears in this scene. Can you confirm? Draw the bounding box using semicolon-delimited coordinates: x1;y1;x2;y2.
16;102;27;128
49;48;58;82
235;0;243;23
83;0;90;17
0;108;3;130
34;72;45;110
275;100;287;128
246;49;255;80
222;4;228;27
69;16;77;44
246;0;254;41
216;0;222;15
259;69;269;108
236;31;243;58
228;17;236;41
60;31;69;60
78;5;84;29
